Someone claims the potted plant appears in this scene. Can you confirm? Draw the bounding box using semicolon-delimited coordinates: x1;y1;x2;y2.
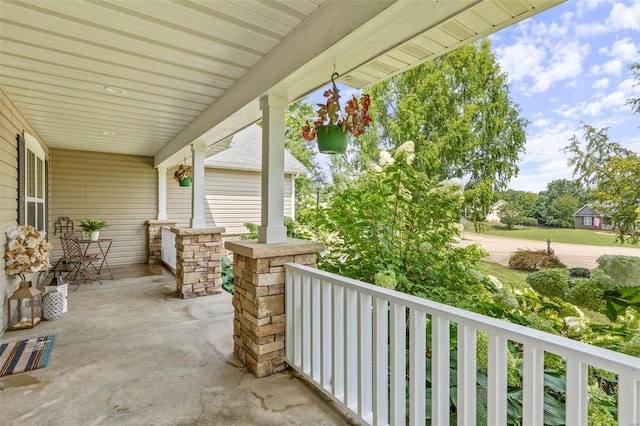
173;164;192;187
79;218;108;241
302;72;372;154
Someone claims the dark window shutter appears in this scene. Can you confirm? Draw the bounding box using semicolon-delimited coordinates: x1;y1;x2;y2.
45;159;50;235
17;133;26;225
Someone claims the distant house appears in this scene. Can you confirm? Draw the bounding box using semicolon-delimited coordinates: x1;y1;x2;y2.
167;125;308;236
486;200;506;222
573;204;612;230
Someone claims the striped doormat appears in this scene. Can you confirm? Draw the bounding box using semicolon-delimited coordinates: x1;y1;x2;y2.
0;335;55;377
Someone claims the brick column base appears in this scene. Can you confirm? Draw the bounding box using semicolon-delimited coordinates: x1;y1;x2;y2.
145;220;178;264
225;239;324;378
174;227;225;298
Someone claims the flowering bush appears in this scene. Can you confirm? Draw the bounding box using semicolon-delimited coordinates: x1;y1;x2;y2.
4;225;52;275
301;75;372;141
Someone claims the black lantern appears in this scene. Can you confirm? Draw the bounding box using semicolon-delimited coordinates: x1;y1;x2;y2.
7;281;42;330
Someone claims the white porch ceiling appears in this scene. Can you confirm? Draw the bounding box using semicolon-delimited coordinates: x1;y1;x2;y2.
0;0;563;168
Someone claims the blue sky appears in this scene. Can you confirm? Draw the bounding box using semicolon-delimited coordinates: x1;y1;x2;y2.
491;0;640;192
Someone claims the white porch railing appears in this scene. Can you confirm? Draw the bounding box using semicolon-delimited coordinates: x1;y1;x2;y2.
284;263;640;426
161;226;176;271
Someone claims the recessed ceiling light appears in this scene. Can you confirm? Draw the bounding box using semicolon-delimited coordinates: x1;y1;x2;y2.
104;86;126;94
101;131;116;136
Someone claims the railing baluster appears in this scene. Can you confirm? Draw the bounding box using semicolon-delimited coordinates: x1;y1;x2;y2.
321;280;332;391
618;376;640;426
345;287;358;411
373;297;389;426
359;292;373;423
487;333;508;426
292;271;303;367
390;302;406;425
565;359;588;426
457;324;477;426
332;283;345;401
302;273;311;374
311;276;321;381
432;316;450;426
523;344;544;426
409;308;426;426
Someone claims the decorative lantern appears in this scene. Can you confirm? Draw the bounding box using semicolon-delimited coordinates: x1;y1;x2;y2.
44;271;68;313
7;281;42;330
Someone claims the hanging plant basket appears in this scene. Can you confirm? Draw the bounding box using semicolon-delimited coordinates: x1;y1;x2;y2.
179;177;192;187
316;125;348;154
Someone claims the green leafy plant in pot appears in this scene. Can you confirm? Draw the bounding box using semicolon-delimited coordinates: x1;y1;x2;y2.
302;72;372;154
78;218;108;241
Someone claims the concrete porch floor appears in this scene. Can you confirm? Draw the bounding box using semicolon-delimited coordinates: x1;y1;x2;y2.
0;265;354;425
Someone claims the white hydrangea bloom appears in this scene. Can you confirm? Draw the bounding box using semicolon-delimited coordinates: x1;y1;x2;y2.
564;316;586;336
378;150;395;167
487;275;503;289
395;141;415;160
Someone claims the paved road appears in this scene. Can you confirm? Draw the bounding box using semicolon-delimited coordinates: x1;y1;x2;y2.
459;232;640;269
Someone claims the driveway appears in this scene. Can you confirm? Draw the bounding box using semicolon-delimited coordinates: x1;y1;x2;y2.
460;232;640;269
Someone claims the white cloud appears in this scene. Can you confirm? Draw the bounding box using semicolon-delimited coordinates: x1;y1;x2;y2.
496;42;545;82
599;37;639;61
609;1;640;30
592;77;610;89
591;59;624;76
531;42;590;93
532;118;552;127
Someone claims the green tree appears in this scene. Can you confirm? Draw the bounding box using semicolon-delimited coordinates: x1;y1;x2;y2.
531;179;590;227
496;189;538;217
627;60;640;114
498;201;520;229
545;194;580;228
565;124;640;243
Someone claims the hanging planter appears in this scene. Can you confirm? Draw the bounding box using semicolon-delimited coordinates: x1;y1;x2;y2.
302;72;372;154
173;164;192;187
315;125;349;154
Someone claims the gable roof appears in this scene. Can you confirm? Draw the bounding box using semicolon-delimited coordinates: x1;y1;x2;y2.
574;204;601;217
205;125;308;175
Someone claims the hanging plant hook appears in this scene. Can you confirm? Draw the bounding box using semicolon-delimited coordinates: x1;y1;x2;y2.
331;72;339;87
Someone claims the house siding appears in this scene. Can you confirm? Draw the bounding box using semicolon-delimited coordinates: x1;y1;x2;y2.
1;88;49;333
49;148;156;266
167;167;293;235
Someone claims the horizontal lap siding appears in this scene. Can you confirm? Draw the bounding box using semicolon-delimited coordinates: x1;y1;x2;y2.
50;148;156;266
167;167;293;235
0;88;49;333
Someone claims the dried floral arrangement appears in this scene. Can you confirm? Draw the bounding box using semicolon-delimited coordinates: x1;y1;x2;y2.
4;225;52;276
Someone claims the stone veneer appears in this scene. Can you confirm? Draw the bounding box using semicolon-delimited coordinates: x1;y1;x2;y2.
145;220;178;264
173;227;225;298
225;239;324;378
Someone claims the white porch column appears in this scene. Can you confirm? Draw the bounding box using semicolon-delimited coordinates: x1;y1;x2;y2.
157;166;167;220
190;141;206;228
258;94;287;243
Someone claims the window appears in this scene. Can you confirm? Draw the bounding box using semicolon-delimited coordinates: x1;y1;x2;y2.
583;216;593;226
19;133;47;231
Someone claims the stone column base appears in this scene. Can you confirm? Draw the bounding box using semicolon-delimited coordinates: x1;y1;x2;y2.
145;220;178;264
174;227;225;298
225;239;324;378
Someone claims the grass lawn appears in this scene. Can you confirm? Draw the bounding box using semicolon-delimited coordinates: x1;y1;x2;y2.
478;261;528;290
465;223;627;247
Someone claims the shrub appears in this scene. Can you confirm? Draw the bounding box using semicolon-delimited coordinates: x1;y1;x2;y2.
569;267;590;278
508;249;566;272
526;268;569;299
221;255;234;294
519;216;539;227
242;222;259;240
565;278;606;312
596;255;640;287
